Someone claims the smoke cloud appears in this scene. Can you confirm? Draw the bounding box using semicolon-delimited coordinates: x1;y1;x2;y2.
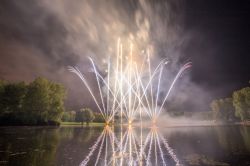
0;0;212;111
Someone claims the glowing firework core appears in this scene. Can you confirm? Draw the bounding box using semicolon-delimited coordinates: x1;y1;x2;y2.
69;39;191;125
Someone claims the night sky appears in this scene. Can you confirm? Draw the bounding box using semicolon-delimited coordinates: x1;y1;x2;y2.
0;0;250;111
184;0;250;97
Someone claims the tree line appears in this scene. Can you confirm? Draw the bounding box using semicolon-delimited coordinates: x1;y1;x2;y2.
0;77;66;125
0;77;106;126
210;85;250;123
61;108;105;125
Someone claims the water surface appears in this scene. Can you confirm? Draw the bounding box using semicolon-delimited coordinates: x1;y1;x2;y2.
0;126;250;166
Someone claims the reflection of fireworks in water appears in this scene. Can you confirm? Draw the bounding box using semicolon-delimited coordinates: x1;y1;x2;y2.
145;126;181;166
79;126;116;166
69;39;191;124
80;126;181;166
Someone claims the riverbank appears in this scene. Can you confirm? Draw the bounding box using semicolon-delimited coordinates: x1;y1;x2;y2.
1;120;250;127
235;121;250;126
61;122;105;126
61;120;250;128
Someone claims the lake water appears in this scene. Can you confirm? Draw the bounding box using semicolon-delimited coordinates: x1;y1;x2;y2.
0;125;250;166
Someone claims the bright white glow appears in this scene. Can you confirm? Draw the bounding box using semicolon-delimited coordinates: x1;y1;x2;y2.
69;40;191;124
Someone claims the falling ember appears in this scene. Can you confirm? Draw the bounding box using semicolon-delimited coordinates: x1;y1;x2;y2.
68;40;191;125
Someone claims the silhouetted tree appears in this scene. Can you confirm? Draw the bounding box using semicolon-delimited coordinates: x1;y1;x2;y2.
62;111;76;122
76;108;94;125
210;98;235;122
93;112;105;123
0;78;66;125
233;87;250;121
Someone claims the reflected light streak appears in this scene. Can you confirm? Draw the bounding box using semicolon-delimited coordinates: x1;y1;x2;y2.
80;126;182;166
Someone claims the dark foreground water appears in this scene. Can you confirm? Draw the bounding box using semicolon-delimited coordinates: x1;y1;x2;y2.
0;126;250;166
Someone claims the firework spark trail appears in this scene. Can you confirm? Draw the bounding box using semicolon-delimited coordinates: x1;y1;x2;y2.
146;132;154;166
79;129;106;166
128;43;133;120
127;127;142;165
81;126;122;166
81;58;138;122
134;65;153;118
139;113;143;166
121;74;152;119
120;43;123;122
141;59;169;119
154;62;166;119
119;43;124;166
105;130;108;166
122;60;140;121
68;67;106;120
90;58;137;121
108;127;127;165
90;71;117;122
120;127;145;165
111;128;130;166
156;132;167;166
134;127;151;164
69;38;191;124
160;135;181;166
131;55;147;118
71;65;121;122
129;129;132;166
131;64;141;118
92;68;136;122
94;130;106;166
107;127;121;166
108;128;115;166
111;73;142;119
139;58;168;100
129;127;142;165
111;38;120;116
131;130;141;164
122;129;130;155
147;50;155;117
154;133;158;166
134;58;169;119
114;129;127;152
88;57;107;118
107;56;111;122
106;127;143;166
80;125;181;166
137;72;154;116
157;62;192;118
141;128;152;153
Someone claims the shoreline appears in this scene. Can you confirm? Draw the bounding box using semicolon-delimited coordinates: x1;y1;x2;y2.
0;121;250;127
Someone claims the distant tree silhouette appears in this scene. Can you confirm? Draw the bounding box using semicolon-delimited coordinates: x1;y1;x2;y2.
76;108;94;125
